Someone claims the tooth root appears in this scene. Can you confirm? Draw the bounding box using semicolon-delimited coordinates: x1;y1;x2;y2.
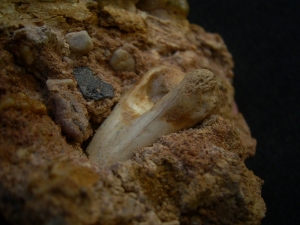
87;68;219;167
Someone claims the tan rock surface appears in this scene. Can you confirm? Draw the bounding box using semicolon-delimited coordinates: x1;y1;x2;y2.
0;0;265;224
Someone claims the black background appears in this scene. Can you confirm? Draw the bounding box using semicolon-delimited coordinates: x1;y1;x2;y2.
188;1;300;224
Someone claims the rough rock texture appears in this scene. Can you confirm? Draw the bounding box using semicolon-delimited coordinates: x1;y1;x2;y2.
0;0;265;224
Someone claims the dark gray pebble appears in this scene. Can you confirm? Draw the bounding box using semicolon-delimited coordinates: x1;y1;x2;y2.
73;67;114;101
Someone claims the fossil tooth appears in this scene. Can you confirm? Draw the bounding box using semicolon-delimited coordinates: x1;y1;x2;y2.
87;68;220;166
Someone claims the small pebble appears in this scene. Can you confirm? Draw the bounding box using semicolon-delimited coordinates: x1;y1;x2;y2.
73;67;114;101
109;48;135;72
65;30;94;55
46;79;75;92
50;91;91;142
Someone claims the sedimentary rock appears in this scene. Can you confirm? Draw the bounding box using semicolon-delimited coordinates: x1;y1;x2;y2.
0;0;265;224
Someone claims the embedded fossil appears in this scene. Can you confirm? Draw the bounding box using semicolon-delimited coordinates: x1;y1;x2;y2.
87;67;220;166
